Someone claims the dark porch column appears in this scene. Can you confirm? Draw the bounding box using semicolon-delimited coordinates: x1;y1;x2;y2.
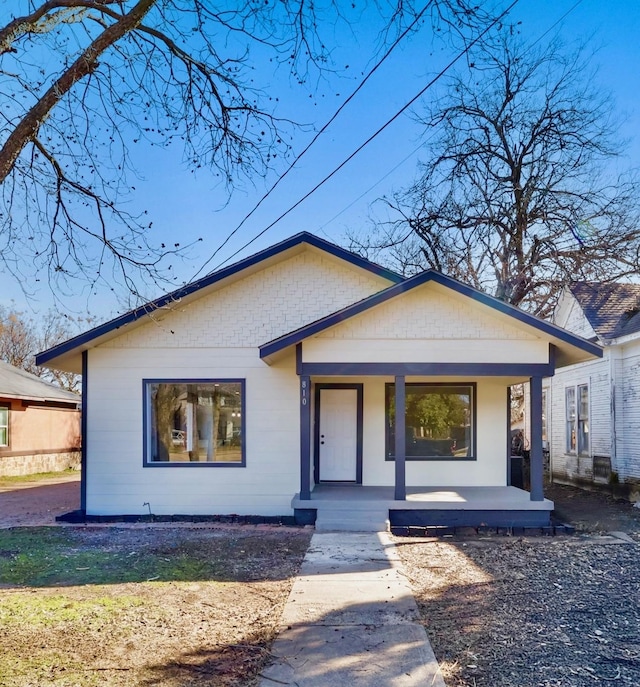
529;375;544;501
395;375;406;501
300;375;311;500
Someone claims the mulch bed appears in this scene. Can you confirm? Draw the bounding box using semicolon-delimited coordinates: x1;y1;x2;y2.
397;483;640;687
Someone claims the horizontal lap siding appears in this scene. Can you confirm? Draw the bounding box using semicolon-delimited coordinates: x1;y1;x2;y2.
548;357;610;483
619;342;640;481
87;347;299;516
85;248;391;516
360;377;508;487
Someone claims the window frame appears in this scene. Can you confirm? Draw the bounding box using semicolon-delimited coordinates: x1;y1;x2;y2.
143;378;246;468
577;383;589;456
565;383;589;456
0;404;8;448
384;382;477;462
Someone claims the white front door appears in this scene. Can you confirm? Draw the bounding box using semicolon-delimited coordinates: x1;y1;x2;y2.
319;388;358;482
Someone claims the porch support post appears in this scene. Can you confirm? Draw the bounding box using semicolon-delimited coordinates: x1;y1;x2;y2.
395;375;406;501
529;375;544;501
300;375;311;500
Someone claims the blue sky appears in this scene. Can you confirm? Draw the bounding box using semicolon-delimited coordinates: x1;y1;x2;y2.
3;0;640;322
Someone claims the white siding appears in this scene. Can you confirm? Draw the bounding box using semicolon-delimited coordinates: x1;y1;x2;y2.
87;346;300;516
101;249;389;350
618;339;640;482
547;355;610;483
317;377;509;488
85;247;392;516
305;339;548;364
554;292;597;340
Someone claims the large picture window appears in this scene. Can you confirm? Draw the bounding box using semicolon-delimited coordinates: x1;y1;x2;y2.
0;406;8;447
385;383;475;461
144;380;245;466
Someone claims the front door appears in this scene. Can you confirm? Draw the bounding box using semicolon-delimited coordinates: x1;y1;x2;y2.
316;385;362;483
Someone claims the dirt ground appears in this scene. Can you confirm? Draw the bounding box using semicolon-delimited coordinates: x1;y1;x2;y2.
0;472;81;527
545;480;640;536
397;483;640;687
2;472;640;534
2;475;640;687
0;525;312;687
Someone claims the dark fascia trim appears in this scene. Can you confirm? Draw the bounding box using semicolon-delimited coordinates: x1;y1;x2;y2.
300;362;555;377
260;270;604;361
142;378;246;467
36;233;403;366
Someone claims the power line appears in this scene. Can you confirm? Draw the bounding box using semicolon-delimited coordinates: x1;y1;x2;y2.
190;3;435;281
209;0;521;272
316;0;587;235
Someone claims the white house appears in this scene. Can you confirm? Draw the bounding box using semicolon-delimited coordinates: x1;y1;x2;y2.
37;233;602;530
546;282;640;500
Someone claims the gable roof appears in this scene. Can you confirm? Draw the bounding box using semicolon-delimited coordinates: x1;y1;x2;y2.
0;360;79;404
36;232;404;370
260;270;603;366
570;282;640;342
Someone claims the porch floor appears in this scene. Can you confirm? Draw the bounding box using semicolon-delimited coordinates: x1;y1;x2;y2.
294;485;553;510
292;486;554;531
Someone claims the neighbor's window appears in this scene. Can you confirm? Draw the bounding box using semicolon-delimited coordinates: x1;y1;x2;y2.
386;383;475;460
145;381;245;466
577;384;589;455
566;384;588;455
565;387;576;452
0;405;8;447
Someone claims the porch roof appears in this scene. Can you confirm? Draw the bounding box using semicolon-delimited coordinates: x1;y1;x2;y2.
260;270;603;368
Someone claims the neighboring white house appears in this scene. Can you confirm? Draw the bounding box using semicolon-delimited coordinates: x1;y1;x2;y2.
37;233;601;529
547;283;640;500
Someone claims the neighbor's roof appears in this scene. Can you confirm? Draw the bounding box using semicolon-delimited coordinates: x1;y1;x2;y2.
570;282;640;341
0;360;79;403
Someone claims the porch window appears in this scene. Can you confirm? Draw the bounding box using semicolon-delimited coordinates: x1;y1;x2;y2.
385;383;475;461
565;384;589;455
0;405;8;447
144;380;245;466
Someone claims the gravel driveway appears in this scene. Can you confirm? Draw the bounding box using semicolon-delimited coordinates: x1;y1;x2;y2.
0;473;80;527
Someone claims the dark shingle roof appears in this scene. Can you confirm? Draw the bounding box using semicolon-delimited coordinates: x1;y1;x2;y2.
570;282;640;341
0;360;79;403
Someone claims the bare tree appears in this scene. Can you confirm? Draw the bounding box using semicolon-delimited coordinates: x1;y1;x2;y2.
0;306;86;390
0;0;487;304
354;30;640;317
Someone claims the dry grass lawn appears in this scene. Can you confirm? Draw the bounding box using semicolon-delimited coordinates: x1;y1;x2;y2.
0;525;312;687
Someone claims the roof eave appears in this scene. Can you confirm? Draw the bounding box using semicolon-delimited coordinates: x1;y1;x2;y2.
37;232;403;369
260;270;604;363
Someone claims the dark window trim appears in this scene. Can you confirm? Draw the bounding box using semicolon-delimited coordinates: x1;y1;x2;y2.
385;382;477;462
143;378;246;468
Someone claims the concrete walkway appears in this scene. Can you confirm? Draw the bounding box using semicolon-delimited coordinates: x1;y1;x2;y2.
259;531;445;687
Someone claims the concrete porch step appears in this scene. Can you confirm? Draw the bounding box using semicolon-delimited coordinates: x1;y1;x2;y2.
315;506;390;532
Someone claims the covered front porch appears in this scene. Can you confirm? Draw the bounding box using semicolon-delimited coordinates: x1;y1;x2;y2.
292;483;555;532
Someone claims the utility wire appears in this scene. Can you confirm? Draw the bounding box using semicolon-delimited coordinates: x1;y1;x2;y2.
190;2;435;281
209;0;521;272
316;0;586;234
